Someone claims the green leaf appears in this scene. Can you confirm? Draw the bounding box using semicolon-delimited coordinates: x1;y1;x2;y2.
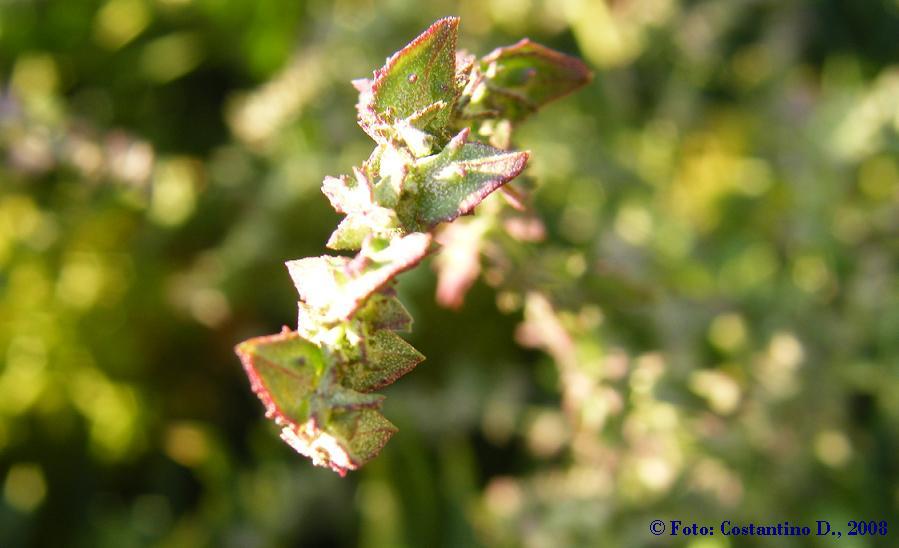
327;215;371;251
278;407;397;476
236;329;400;476
342;329;424;392
288;232;432;322
479;39;592;121
357;17;460;139
324;409;398;472
235;328;325;425
400;128;529;229
356;290;413;332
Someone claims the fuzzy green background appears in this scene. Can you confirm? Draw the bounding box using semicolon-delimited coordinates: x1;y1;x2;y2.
1;1;898;546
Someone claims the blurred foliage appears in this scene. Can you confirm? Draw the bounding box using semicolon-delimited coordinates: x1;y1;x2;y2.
1;0;898;547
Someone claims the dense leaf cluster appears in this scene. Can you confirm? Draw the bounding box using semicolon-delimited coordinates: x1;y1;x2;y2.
235;17;589;474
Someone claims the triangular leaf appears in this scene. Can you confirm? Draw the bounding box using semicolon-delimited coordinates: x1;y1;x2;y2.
327;409;398;472
479;39;592;121
356;291;413;332
343;329;425;392
401;128;529;229
235;328;325;425
278;408;397;476
287;232;432;321
237;329;400;476
357;17;460;139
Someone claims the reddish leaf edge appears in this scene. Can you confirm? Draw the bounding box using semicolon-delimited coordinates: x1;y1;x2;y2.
481;38;594;101
355;17;460;139
236;17;588;476
372;17;460;98
235;327;398;476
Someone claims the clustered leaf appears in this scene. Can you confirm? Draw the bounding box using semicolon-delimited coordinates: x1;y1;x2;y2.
236;17;590;474
355;17;460;142
477;39;592;121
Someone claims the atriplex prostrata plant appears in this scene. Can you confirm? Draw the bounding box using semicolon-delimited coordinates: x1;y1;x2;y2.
235;17;590;475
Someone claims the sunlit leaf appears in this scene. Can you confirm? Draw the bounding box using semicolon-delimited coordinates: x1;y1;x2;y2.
288;232;431;321
277;407;397;476
342;329;424;392
321;409;398;473
357;17;460;139
356;290;413;332
326;207;400;251
236;328;400;475
400;128;529;229
235;328;325;425
480;39;592;121
321;169;373;215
